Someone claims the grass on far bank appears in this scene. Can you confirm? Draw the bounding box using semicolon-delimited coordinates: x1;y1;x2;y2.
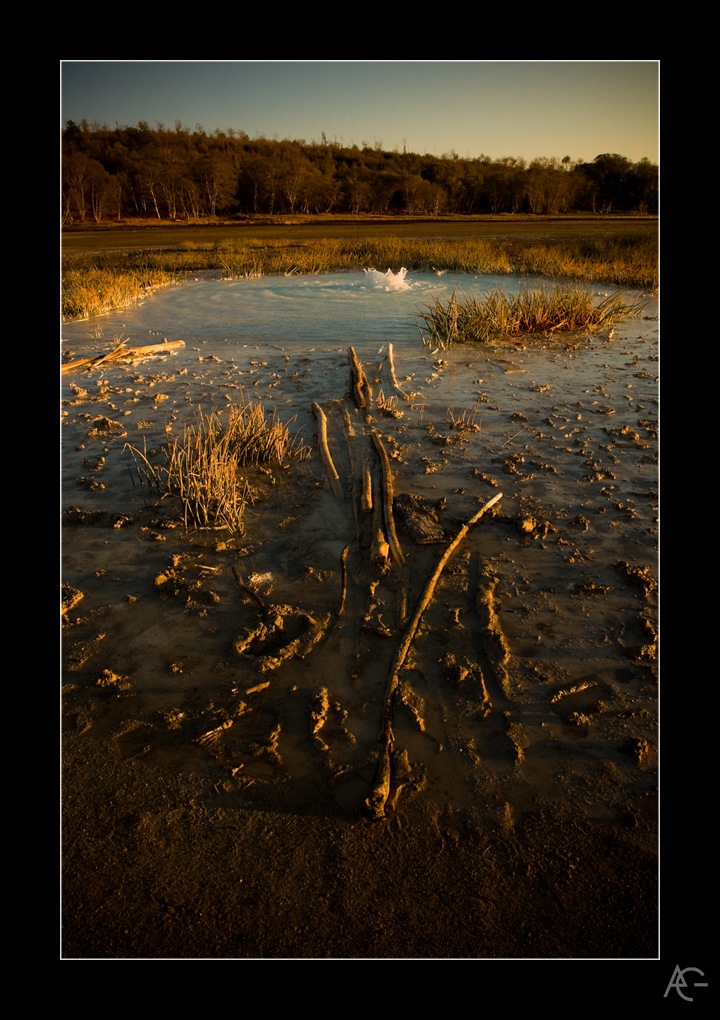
62;232;658;321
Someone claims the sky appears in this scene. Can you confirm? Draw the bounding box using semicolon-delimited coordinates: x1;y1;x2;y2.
60;60;659;165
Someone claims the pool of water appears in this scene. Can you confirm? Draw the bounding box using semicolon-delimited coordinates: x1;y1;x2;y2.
61;268;624;354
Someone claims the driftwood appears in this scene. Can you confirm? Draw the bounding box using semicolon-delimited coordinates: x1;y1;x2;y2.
312;402;343;501
340;406;365;539
232;566;268;616
62;339;185;375
386;343;408;399
370;430;405;567
361;455;373;513
348;346;373;414
336;544;349;619
364;491;503;819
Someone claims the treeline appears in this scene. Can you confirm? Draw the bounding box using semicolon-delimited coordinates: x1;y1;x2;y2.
62;120;659;224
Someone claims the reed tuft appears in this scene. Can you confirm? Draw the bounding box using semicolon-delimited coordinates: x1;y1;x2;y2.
417;284;648;349
126;399;308;533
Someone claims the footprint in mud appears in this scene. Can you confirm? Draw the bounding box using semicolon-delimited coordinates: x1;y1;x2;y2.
233;605;332;673
550;681;608;728
113;720;157;760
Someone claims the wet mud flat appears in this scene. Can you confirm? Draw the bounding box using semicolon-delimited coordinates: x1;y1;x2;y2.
61;311;658;959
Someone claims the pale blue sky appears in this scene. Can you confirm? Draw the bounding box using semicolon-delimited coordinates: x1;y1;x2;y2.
61;60;659;164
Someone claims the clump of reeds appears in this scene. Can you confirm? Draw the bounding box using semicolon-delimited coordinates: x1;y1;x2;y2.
62;265;179;320
126;400;308;533
417;284;647;349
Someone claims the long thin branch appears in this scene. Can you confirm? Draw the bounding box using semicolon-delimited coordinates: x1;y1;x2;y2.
62;340;185;375
232;566;267;615
364;491;503;818
348;346;372;414
386;343;408;398
312;402;343;501
336;544;349;619
370;430;405;567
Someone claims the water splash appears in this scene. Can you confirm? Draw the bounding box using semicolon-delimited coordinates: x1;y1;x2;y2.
362;267;410;291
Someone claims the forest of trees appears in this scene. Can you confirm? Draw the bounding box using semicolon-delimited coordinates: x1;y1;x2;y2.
61;121;659;224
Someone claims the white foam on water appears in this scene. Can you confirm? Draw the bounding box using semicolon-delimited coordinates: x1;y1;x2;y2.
362;266;410;291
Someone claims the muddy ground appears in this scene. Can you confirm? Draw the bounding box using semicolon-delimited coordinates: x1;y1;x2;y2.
61;220;667;964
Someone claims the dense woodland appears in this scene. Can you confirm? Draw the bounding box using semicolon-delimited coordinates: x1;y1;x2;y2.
62;121;659;224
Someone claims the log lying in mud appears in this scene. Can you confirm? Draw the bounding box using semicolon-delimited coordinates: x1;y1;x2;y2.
61;340;185;375
361;456;373;513
370;430;405;568
348;346;373;414
364;491;503;819
312;402;344;501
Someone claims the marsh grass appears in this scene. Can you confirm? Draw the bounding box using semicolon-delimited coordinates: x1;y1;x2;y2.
417;284;648;349
126;399;309;533
62;233;657;320
509;233;658;291
62;265;179;320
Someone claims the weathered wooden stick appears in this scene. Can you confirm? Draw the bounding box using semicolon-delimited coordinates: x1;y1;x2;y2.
337;545;349;619
364;491;503;819
386;343;408;399
62;340;185;375
232;566;267;615
312;402;343;501
90;337;130;370
340;406;364;537
340;405;356;439
361;455;373;513
348;346;372;413
388;492;503;681
370;430;405;567
61;341;128;375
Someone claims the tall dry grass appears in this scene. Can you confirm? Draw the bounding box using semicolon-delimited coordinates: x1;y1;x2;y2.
62;265;179;320
417;284;648;349
126;399;309;533
62;233;657;321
